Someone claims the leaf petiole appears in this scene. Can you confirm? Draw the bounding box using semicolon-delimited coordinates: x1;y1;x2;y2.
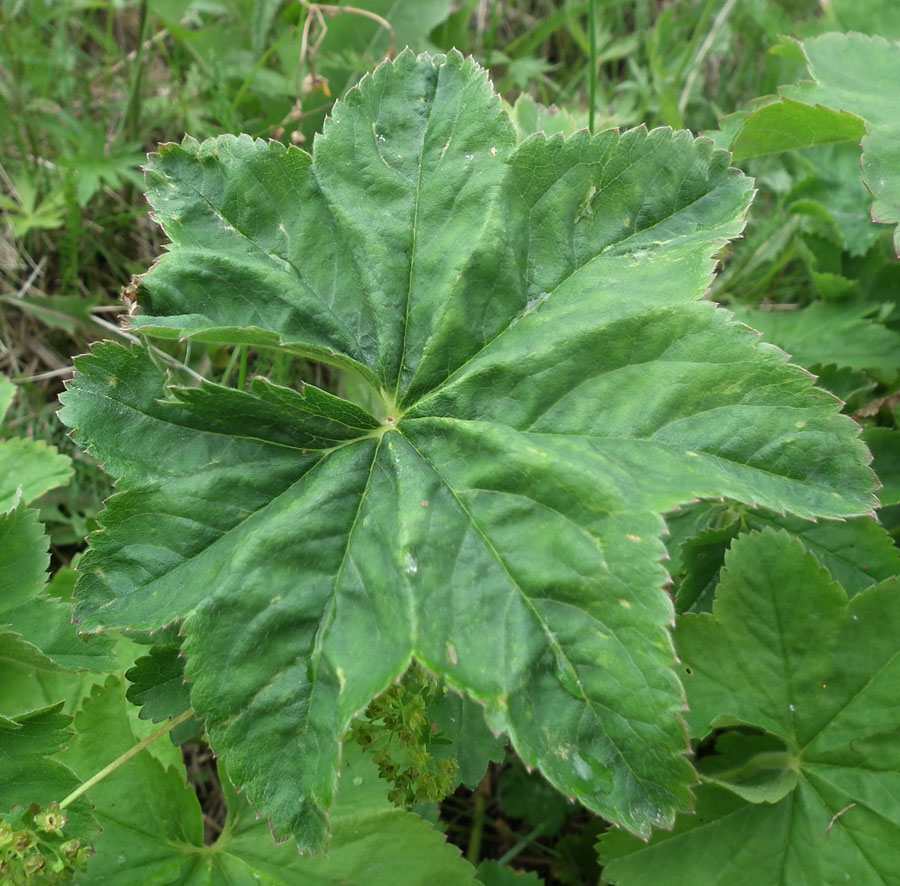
58;709;195;811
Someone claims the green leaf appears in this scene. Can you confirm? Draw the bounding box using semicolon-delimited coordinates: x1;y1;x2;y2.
668;502;900;611
0;503;116;672
64;677;205;885
505;95;585;141
60;52;876;850
218;747;476;884
0;377;71;512
66;677;476;884
825;0;900;38
427;686;506;789
693;730;798;805
598;784;790;885
0;501;46;610
0;703;71;758
788;144;885;257
749;512;900;596
864;427;900;507
125;645;202;745
600;530;900;883
731;98;865;161
603;530;900;884
0;702;97;844
0;375;14;420
732;34;900;254
732;301;900;373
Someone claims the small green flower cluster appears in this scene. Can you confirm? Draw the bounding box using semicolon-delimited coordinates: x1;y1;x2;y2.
0;803;91;885
351;665;458;806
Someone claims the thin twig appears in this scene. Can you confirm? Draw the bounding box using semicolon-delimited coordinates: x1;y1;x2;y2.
89;313;208;383
14;366;75;383
824;803;856;836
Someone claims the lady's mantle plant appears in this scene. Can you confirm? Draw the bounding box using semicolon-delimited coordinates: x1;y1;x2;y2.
59;50;875;852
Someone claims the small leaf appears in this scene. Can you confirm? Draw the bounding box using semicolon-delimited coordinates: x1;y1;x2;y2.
731;98;864;161
125;645;201;745
427;687;506;790
506;95;585;141
0;703;96;845
62;677;205;885
695;731;798;805
0;376;14;421
732;301;900;374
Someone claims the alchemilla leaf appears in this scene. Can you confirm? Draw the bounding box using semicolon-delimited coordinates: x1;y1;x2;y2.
730;33;900;253
598;530;900;884
60;51;876;850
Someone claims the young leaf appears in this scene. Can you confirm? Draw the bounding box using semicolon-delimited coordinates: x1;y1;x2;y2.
427;686;506;790
598;530;900;884
668;503;900;613
60;51;876;850
125;645;202;745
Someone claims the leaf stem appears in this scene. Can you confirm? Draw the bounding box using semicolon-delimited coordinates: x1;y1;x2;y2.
58;709;194;811
466;782;488;864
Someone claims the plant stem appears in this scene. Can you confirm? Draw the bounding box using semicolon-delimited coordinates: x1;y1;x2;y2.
467;786;487;864
237;346;249;390
58;709;194;811
496;823;545;867
588;0;597;134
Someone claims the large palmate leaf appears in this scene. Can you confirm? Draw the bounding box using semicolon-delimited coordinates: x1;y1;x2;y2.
60;51;876;850
598;530;900;884
729;33;900;253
